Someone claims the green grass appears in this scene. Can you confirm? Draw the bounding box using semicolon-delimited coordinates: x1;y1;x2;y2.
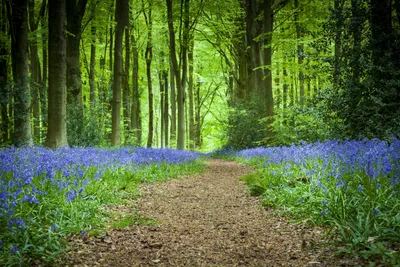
0;160;204;266
238;157;400;265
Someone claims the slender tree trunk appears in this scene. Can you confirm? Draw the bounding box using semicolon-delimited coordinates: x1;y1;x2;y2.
131;29;141;144
89;24;96;108
111;0;128;146
11;0;33;146
0;0;9;143
169;60;176;143
66;0;88;107
195;79;201;147
45;0;67;148
123;26;131;130
294;0;304;107
159;71;165;148
145;0;153;148
351;0;362;83
28;0;43;143
167;0;185;150
188;39;195;149
283;66;288;109
263;0;274;142
163;70;169;147
333;0;344;88
40;12;47;139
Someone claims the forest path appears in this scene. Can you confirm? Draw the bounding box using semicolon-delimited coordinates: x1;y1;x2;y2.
65;159;360;266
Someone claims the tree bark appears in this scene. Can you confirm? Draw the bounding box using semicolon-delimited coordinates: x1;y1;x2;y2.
89;23;96;108
188;38;195;149
294;0;304;107
0;0;9;143
111;0;128;146
123;26;131;130
29;0;45;143
263;0;274;142
145;0;153;148
66;0;88;107
40;10;47;138
11;0;33;146
167;0;185;150
169;60;176;143
131;29;141;144
333;0;344;88
45;0;67;148
163;69;169;147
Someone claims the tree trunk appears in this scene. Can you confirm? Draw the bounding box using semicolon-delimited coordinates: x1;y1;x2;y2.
145;0;153;148
333;0;344;88
123;26;131;130
160;71;164;148
283;66;288;109
45;0;67;148
66;0;88;107
131;29;141;144
40;12;47;139
28;0;43;143
89;24;96;108
163;70;169;147
0;0;9;143
195;78;201;147
263;0;274;142
169;60;176;143
11;0;33;146
294;0;304;107
188;39;195;149
111;0;128;146
167;0;185;150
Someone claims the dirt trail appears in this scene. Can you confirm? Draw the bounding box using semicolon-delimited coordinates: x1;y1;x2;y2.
65;159;362;266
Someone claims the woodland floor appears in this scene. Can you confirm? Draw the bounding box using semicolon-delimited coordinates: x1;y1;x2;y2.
64;159;365;266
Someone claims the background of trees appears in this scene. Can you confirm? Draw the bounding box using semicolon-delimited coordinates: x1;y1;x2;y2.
0;0;399;150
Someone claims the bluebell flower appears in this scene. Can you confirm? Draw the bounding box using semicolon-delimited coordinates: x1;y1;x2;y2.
373;208;379;215
358;185;363;192
23;195;39;204
53;223;58;230
11;246;18;254
321;210;327;216
299;199;304;204
376;183;381;189
81;231;86;236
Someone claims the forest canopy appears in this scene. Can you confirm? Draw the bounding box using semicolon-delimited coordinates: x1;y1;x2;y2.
0;0;399;150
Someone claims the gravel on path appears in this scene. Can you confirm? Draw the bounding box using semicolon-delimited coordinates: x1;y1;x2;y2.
65;159;363;266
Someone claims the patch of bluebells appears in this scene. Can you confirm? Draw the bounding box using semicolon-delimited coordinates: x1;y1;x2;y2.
237;138;400;189
0;147;199;238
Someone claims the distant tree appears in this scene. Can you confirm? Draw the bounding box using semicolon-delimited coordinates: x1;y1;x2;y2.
145;0;154;148
0;0;9;143
66;0;88;107
10;0;33;146
167;0;185;150
45;0;68;148
111;0;128;146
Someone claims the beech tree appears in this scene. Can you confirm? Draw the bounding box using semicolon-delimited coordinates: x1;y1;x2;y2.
111;0;128;146
10;0;33;146
45;0;67;148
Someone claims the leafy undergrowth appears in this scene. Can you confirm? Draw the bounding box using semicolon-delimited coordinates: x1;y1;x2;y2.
221;138;400;265
0;147;203;266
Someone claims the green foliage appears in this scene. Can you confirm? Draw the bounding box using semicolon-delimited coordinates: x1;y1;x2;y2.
225;97;267;149
67;104;106;147
240;157;400;265
269;105;339;146
321;0;400;140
